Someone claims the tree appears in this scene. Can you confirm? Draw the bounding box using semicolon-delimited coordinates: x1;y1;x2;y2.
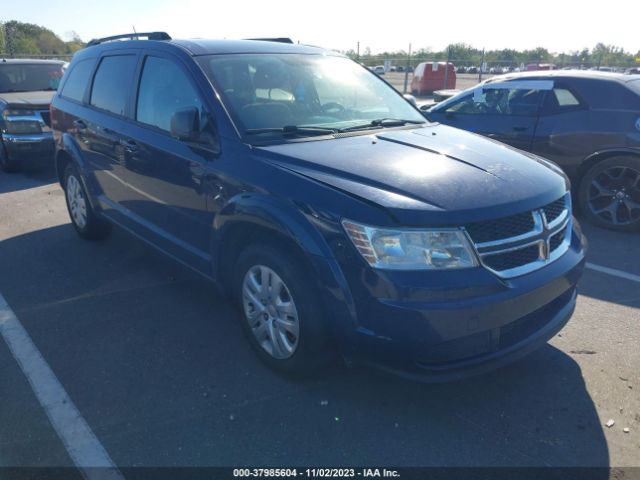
1;20;76;56
0;22;5;54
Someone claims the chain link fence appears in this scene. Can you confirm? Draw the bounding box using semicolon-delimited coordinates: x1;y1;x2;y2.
351;54;639;98
1;53;73;61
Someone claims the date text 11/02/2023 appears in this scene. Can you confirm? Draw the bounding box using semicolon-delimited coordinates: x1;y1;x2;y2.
233;468;400;477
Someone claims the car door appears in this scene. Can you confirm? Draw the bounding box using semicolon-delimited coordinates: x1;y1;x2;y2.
82;52;140;204
114;52;220;271
530;83;590;179
427;81;549;151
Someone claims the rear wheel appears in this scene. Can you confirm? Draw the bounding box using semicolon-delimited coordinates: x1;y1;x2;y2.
578;156;640;231
233;244;332;376
63;163;111;240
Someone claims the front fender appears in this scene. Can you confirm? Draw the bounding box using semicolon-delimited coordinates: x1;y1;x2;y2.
213;192;334;258
213;192;360;352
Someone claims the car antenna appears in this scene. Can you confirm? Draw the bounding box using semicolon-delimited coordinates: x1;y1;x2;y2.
132;25;138;40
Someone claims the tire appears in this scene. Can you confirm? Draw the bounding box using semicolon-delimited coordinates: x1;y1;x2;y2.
233;244;332;376
63;163;111;240
578;156;640;232
0;144;20;173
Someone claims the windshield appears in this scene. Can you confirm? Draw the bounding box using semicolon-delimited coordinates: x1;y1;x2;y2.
197;54;425;138
0;63;64;93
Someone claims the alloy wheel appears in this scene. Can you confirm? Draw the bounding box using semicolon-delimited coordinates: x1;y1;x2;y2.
587;165;640;226
66;175;88;229
242;265;300;359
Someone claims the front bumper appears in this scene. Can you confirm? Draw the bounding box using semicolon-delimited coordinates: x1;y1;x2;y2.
2;132;55;164
332;221;586;382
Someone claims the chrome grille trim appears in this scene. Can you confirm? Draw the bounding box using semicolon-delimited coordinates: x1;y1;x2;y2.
465;194;572;278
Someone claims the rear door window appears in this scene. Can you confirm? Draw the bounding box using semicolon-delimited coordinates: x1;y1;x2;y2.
540;85;584;115
90;55;138;116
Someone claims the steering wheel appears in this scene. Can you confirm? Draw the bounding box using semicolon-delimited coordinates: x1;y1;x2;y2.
320;102;346;116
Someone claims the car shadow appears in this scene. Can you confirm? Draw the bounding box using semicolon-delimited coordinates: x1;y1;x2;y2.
318;347;610;468
0;223;610;470
0;164;58;195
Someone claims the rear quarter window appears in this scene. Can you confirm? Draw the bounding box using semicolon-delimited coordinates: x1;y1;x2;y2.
60;59;96;102
90;55;138;116
554;88;580;106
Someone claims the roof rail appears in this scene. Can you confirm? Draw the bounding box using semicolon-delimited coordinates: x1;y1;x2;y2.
87;32;171;47
245;37;294;44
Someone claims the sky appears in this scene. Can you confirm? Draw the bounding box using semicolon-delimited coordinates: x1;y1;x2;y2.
2;0;639;54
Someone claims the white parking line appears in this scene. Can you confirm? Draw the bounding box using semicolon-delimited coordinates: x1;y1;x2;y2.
0;293;124;480
585;262;640;284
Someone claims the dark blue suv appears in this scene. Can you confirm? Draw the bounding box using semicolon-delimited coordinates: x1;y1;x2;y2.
50;33;586;381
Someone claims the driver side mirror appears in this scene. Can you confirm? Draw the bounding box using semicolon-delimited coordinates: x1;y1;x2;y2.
403;94;417;107
171;107;200;142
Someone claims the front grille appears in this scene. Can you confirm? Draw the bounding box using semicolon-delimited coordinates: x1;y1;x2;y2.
543;197;565;224
465;211;534;244
549;226;567;252
39;110;51;127
465;194;571;278
483;244;540;271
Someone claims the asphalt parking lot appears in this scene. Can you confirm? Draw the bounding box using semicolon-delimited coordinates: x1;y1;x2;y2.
1;166;639;473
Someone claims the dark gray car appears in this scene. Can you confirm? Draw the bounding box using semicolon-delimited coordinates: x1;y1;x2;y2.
0;59;64;172
426;71;640;231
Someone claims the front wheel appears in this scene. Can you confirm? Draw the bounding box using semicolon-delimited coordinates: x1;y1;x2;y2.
63;163;111;240
578;156;640;231
233;244;332;376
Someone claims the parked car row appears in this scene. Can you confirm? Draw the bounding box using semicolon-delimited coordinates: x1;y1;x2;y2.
368;65;414;74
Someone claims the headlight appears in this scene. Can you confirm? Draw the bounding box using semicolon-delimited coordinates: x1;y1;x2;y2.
342;220;479;270
2;109;42;134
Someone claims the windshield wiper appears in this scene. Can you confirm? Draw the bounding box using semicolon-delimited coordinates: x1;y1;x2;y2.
245;125;338;137
338;118;425;132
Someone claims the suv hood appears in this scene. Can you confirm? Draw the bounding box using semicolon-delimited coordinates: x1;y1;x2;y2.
256;124;568;226
0;91;55;109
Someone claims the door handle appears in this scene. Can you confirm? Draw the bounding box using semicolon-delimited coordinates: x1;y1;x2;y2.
513;126;528;132
119;139;138;153
73;119;87;130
